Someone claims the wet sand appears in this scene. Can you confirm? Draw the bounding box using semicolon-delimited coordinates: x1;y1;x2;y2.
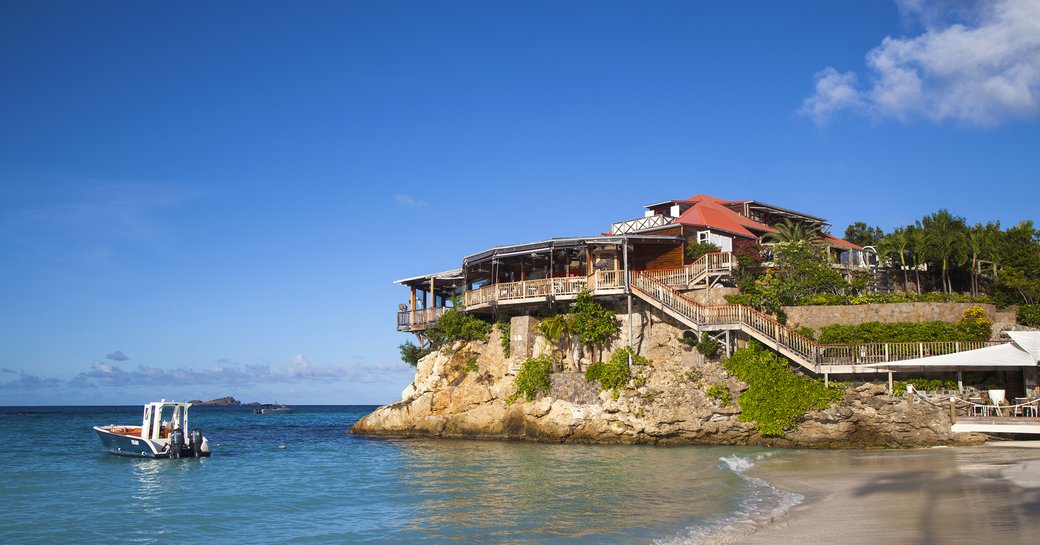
735;443;1040;545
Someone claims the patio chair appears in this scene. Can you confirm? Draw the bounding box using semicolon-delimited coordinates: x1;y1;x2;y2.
969;396;985;417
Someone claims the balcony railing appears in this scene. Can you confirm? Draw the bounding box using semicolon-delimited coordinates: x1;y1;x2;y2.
396;307;448;331
610;214;673;235
463;275;592;307
641;252;734;288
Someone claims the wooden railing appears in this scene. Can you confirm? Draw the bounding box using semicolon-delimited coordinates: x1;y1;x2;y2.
396;307;448;330
632;272;706;322
589;270;625;291
630;270;1003;372
449;260;998;375
610;214;673;235
463;275;590;307
640;252;735;288
816;340;1003;365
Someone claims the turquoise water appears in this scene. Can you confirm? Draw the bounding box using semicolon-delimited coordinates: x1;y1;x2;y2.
0;406;797;544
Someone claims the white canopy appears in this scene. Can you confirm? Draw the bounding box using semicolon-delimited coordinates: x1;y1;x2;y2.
864;331;1040;369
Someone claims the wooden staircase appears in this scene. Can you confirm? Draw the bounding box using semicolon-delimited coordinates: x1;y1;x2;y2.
629;266;1003;375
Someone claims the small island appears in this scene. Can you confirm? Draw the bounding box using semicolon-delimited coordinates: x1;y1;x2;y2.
188;396;247;406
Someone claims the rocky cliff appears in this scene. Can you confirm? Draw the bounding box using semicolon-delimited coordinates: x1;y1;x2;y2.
352;307;987;448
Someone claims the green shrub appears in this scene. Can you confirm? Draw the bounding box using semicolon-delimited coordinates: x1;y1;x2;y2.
893;377;958;392
568;291;620;362
496;321;511;357
506;355;554;404
724;293;758;306
705;382;732;406
723;341;844;436
1019;304;1040;327
799;293;849;306
463;354;479;373
585;347;643;399
795;326;816;340
696;332;720;358
686;241;720;262
956;306;992;340
399;341;429;366
428;308;491;346
817;311;991;344
684;368;703;383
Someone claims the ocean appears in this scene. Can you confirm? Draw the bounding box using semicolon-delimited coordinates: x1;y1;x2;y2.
0;405;799;545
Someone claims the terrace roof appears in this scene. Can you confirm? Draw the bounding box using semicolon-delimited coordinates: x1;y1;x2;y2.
395;269;465;288
462;234;683;267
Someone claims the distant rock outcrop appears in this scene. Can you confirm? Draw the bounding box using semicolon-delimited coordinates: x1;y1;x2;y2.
189;396;242;406
352;308;989;448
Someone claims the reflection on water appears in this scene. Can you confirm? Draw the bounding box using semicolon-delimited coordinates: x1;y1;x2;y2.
393;440;757;544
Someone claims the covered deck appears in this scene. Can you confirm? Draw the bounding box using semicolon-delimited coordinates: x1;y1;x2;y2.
459;234;690;312
395;269;465;333
394;234;739;329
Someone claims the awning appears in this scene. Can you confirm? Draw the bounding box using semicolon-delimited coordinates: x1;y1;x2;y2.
863;331;1040;369
394;269;465;286
462;234;682;267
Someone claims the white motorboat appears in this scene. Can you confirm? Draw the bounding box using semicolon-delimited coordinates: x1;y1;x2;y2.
94;400;211;458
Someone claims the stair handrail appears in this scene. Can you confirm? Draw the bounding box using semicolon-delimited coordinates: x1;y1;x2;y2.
632;270;819;365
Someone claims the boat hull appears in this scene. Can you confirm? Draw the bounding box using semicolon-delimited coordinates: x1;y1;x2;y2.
262;408;295;414
93;426;211;458
93;426;165;458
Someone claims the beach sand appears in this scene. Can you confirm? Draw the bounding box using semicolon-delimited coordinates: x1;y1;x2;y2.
731;442;1040;545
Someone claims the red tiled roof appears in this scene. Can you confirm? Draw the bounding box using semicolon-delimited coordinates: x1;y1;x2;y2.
822;233;862;249
673;194;775;239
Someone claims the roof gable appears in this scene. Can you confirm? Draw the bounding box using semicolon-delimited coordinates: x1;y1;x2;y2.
674;194;775;238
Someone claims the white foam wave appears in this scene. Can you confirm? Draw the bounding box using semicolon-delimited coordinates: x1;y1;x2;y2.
655;453;803;545
718;454;755;472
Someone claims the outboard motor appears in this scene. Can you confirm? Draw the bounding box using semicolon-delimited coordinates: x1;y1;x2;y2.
189;428;204;458
169;428;184;459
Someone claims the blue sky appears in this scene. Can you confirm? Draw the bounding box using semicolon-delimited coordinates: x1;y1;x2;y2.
2;1;1038;405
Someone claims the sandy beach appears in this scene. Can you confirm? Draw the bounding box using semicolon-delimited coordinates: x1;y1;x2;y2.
730;442;1040;545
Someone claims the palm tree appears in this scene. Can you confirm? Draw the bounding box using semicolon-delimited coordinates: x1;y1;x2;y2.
763;219;824;244
964;223;995;297
907;224;925;294
921;209;967;293
536;314;571;368
880;228;911;292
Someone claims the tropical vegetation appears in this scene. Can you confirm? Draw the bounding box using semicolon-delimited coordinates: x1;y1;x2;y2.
723;341;844;436
849;213;1039;308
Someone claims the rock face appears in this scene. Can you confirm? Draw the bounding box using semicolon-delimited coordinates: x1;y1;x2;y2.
352;306;987;448
189;396;242;406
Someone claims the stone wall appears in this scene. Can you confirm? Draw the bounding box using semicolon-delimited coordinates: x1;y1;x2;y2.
784;302;1017;337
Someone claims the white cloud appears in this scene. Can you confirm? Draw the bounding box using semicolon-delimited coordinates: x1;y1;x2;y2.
0;370;64;390
69;355;412;389
800;68;865;125
394;193;427;208
106;350;129;361
801;0;1040;126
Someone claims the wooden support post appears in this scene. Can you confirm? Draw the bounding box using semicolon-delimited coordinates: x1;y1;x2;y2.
430;276;436;308
824;372;829;388
950;397;957;424
888;371;894;394
624;239;633;351
410;287;417;325
957;370;963;393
